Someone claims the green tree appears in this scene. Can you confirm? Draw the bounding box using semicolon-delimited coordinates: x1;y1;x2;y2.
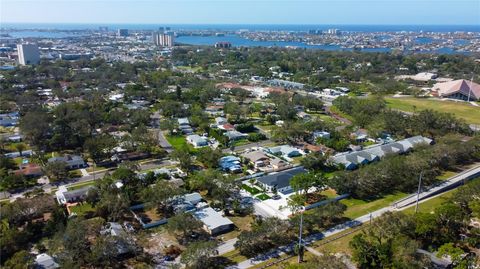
14;143;27;157
171;148;193;172
197;147;223;168
3;250;33;269
166;212;203;242
43;161;68;182
180;241;218;269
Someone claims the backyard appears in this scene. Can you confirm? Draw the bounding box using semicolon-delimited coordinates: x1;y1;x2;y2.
166;135;197;153
68;202;95;216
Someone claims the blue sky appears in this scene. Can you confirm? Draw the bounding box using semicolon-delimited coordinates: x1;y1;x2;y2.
1;0;479;25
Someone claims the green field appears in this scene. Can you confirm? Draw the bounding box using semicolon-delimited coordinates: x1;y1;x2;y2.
385;97;480;125
342;192;408;219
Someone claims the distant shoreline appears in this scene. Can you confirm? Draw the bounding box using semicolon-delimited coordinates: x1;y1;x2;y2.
2;23;479;32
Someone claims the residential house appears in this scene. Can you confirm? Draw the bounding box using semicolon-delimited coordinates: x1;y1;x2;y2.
183;192;203;205
219;155;242;173
218;123;235;131
14;163;43;178
332;136;433;170
224;130;248;141
268;145;302;158
178;117;193;134
186;134;208;147
101;222;126;237
55;186;94;204
256;167;307;194
48;155;86;170
270;158;288;170
4;149;33;158
312;131;331;140
215;117;228;125
0;112;19;127
205;105;224;116
242;150;270;168
35;253;59;269
297;111;311;120
351;129;368;142
193;206;234;235
113;152;150;162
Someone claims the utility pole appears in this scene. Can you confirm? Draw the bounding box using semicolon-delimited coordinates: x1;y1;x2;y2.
415;171;424;213
297;206;305;263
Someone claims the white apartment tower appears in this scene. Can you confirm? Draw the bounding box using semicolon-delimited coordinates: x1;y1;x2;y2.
153;32;174;47
17;43;40;65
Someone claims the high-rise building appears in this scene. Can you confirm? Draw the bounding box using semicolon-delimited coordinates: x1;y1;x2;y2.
153;32;175;47
215;42;232;49
17;43;40;65
117;29;129;37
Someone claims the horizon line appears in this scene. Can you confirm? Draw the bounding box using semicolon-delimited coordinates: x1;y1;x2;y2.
2;22;479;26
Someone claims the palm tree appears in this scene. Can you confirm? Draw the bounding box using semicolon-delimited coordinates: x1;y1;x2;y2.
15;143;27;157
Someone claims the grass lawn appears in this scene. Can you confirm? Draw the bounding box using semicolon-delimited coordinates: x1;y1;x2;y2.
166;135;197;153
385;97;480;125
312;113;344;126
13;157;25;166
233;139;251;147
320;188;338;199
342;192;408;219
166;135;188;150
222;249;250;263
403;190;455;214
69;203;95;216
242;184;261;195
176;66;202;72
221;215;254;241
437;170;458;181
312;227;364;255
68;170;82;178
86;165;109;173
68;181;96;191
256;193;271;201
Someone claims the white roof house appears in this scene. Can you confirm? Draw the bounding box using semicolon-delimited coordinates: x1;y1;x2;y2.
35;253;59;269
268;145;302;158
215;117;228;125
48;155;85;169
183;192;203;205
55;185;94;204
186;134;208;147
193;206;234;235
178;117;190;125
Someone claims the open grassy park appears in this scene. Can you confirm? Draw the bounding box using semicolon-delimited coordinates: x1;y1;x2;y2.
385;97;480;125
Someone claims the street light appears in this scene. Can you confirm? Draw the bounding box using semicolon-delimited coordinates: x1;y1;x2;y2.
297;206;305;263
415;171;424;213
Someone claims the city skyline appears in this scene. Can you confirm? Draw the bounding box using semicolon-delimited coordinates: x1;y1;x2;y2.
1;0;479;25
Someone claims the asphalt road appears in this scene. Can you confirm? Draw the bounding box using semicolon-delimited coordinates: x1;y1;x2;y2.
223;165;480;269
7;159;174;202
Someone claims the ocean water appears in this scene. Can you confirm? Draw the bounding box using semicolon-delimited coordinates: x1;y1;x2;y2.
175;34;391;52
2;23;480;33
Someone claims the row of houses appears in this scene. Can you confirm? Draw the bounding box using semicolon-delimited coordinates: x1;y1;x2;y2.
331;136;433;170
